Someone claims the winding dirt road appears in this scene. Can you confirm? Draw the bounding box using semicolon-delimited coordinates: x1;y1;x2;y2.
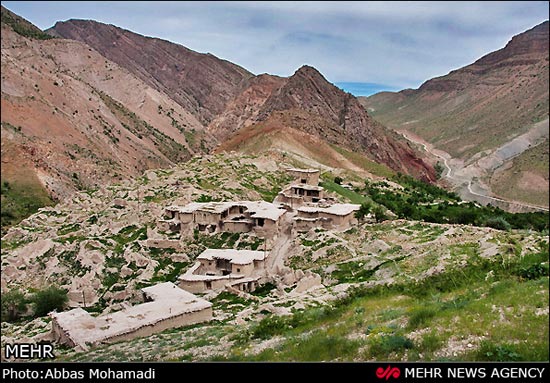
400;131;548;212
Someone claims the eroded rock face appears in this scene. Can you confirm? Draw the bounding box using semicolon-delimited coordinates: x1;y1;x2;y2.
50;19;254;126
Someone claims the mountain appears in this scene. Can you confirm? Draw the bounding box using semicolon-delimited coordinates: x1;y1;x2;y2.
1;8;435;233
50;19;436;181
215;66;435;181
1;6;210;232
48;19;254;126
361;21;549;207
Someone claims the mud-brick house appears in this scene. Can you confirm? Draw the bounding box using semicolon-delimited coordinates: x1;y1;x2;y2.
158;201;286;237
293;203;360;232
286;168;320;185
274;183;325;207
51;282;212;350
178;249;267;293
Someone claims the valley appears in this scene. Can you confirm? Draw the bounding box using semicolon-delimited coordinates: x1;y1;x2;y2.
361;21;549;209
0;4;548;364
399;127;549;212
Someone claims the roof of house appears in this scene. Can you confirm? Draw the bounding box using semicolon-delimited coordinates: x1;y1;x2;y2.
197;249;266;265
289;184;324;191
169;201;286;221
297;203;360;216
286;168;320;174
51;282;211;348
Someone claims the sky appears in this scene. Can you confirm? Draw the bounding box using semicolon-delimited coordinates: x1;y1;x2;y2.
3;1;549;95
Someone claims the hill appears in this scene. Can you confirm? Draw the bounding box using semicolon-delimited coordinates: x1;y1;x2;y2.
361;21;549;207
51;20;435;182
0;7;211;233
1;152;548;362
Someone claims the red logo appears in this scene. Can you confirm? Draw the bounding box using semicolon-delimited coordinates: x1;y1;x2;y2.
376;365;401;380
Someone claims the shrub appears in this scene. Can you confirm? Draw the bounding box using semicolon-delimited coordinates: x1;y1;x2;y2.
372;205;388;222
355;201;372;220
368;334;414;357
485;216;511;231
334;176;343;185
31;286;68;317
1;289;27;321
476;342;523;361
407;307;437;329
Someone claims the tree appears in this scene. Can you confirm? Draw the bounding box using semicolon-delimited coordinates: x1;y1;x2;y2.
31;286;68;317
434;162;445;179
372;205;388;223
355;201;372;220
334;176;343;185
1;289;27;322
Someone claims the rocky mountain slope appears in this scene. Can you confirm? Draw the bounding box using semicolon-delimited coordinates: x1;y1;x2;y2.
2;8;436;233
361;21;549;206
1;6;212;232
48;19;255;126
215;66;435;181
50;19;435;182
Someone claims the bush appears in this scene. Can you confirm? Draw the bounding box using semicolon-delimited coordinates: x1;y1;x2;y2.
1;289;27;322
355;201;372;220
368;334;414;357
476;342;523;361
334;176;343;185
31;286;68;317
372;205;388;222
407;307;437;329
485;216;511;231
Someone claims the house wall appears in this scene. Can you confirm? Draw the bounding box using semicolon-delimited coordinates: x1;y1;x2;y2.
94;307;213;347
179;277;238;293
288;170;319;185
231;262;254;276
223;220;252;233
51;320;77;348
294;218;320;232
199;259;218;274
231;280;258;292
194;211;222;225
253;218;278;237
178;212;194;224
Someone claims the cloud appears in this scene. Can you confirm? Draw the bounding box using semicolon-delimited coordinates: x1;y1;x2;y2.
2;1;548;89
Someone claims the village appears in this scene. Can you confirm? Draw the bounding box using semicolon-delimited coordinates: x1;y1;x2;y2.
51;168;361;351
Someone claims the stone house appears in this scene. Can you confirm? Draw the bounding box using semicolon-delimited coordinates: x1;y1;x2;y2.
158;201;286;237
286;168;320;185
293;203;361;232
51;282;212;351
178;249;267;293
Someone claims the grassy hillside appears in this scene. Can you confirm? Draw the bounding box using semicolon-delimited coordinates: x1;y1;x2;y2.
46;224;548;362
1;132;53;235
490;139;549;207
1;153;547;362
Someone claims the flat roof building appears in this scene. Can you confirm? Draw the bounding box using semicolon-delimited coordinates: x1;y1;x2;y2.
51;282;212;350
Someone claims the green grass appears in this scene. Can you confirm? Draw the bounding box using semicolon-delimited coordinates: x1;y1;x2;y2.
319;179;368;204
330;144;395;179
1;178;53;235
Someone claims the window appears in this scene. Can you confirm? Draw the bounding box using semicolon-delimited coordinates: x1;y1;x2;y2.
237;268;241;272
257;218;265;227
205;281;212;289
301;178;306;184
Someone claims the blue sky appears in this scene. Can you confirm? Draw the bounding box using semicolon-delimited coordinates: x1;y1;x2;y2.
3;1;548;95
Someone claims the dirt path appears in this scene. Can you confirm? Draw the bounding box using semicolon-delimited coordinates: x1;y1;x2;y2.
399;130;548;212
267;212;294;272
